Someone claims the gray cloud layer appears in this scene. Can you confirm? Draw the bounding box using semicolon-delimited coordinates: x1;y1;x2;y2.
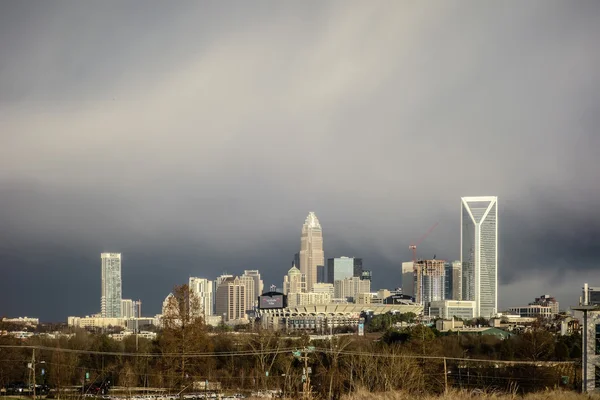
1;1;599;320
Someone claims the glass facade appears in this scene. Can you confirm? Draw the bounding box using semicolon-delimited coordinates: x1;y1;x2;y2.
101;253;122;318
327;257;354;284
461;197;498;318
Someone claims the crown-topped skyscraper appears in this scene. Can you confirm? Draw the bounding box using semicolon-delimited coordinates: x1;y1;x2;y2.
299;212;324;293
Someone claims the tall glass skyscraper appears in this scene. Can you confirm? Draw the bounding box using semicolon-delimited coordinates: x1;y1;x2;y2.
101;253;122;318
299;212;324;293
461;196;498;318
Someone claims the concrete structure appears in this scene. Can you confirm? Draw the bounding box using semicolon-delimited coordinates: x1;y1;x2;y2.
215;277;247;323
101;253;122;318
429;300;476;320
436;319;465;331
356;293;376;304
508;305;553;318
243;270;264;300
283;265;305;295
445;261;462;301
414;260;445;306
257;303;423;332
401;262;414;298
327;257;354;284
189;277;213;318
461;196;498;318
334;277;370;302
572;305;600;392
299;212;324;293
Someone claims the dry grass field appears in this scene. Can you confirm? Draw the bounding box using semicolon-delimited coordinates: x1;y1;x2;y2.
338;389;597;400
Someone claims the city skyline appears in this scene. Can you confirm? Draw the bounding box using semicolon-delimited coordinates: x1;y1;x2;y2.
1;2;599;321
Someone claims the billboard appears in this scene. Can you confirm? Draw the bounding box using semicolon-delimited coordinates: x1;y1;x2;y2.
259;293;285;309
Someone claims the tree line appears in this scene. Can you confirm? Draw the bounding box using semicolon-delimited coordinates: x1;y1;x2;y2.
0;285;583;398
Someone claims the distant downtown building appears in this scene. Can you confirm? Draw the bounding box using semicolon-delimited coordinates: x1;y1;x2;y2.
189;277;213;318
242;270;264;306
283;265;305;295
327;257;354;284
121;299;142;319
444;261;463;301
215;277;247;323
414;259;445;306
401;262;415;298
101;253;122;318
461;196;498;318
299;212;324;293
334;277;370;302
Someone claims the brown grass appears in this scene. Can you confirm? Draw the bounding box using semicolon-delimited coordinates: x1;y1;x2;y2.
338;388;598;400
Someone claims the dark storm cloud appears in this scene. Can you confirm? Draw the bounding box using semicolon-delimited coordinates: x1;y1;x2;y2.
1;1;599;320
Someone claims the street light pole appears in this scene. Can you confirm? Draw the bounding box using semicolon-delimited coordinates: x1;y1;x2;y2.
31;349;36;400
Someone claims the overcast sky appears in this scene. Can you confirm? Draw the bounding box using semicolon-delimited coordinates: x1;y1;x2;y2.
1;1;599;321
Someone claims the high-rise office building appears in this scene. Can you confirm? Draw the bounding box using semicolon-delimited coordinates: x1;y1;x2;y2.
334;277;371;302
414;259;445;306
189;277;213;318
353;258;363;277
299;212;324;293
401;262;415;298
239;275;256;311
444;261;463;301
283;265;305;295
213;274;234;314
101;253;122;318
461;196;498;318
243;270;264;304
215;277;246;323
317;265;326;283
327;257;355;284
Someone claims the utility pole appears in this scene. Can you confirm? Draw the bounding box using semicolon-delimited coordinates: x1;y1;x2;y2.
292;347;314;399
31;349;36;400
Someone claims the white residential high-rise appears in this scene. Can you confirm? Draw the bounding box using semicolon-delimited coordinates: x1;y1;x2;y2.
243;270;264;306
189;277;213;318
299;212;324;293
122;299;134;319
239;275;256;311
461;196;498;318
414;260;445;306
101;253;122;318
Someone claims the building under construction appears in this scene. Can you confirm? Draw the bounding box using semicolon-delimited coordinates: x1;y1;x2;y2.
413;259;446;306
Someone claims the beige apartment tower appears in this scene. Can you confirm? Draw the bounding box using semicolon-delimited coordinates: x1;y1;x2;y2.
299;212;324;293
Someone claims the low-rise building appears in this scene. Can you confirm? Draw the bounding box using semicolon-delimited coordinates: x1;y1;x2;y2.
287;292;331;307
429;300;476;320
1;317;39;326
507;305;553;319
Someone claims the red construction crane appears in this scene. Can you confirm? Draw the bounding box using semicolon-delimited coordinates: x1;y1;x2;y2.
409;222;439;263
